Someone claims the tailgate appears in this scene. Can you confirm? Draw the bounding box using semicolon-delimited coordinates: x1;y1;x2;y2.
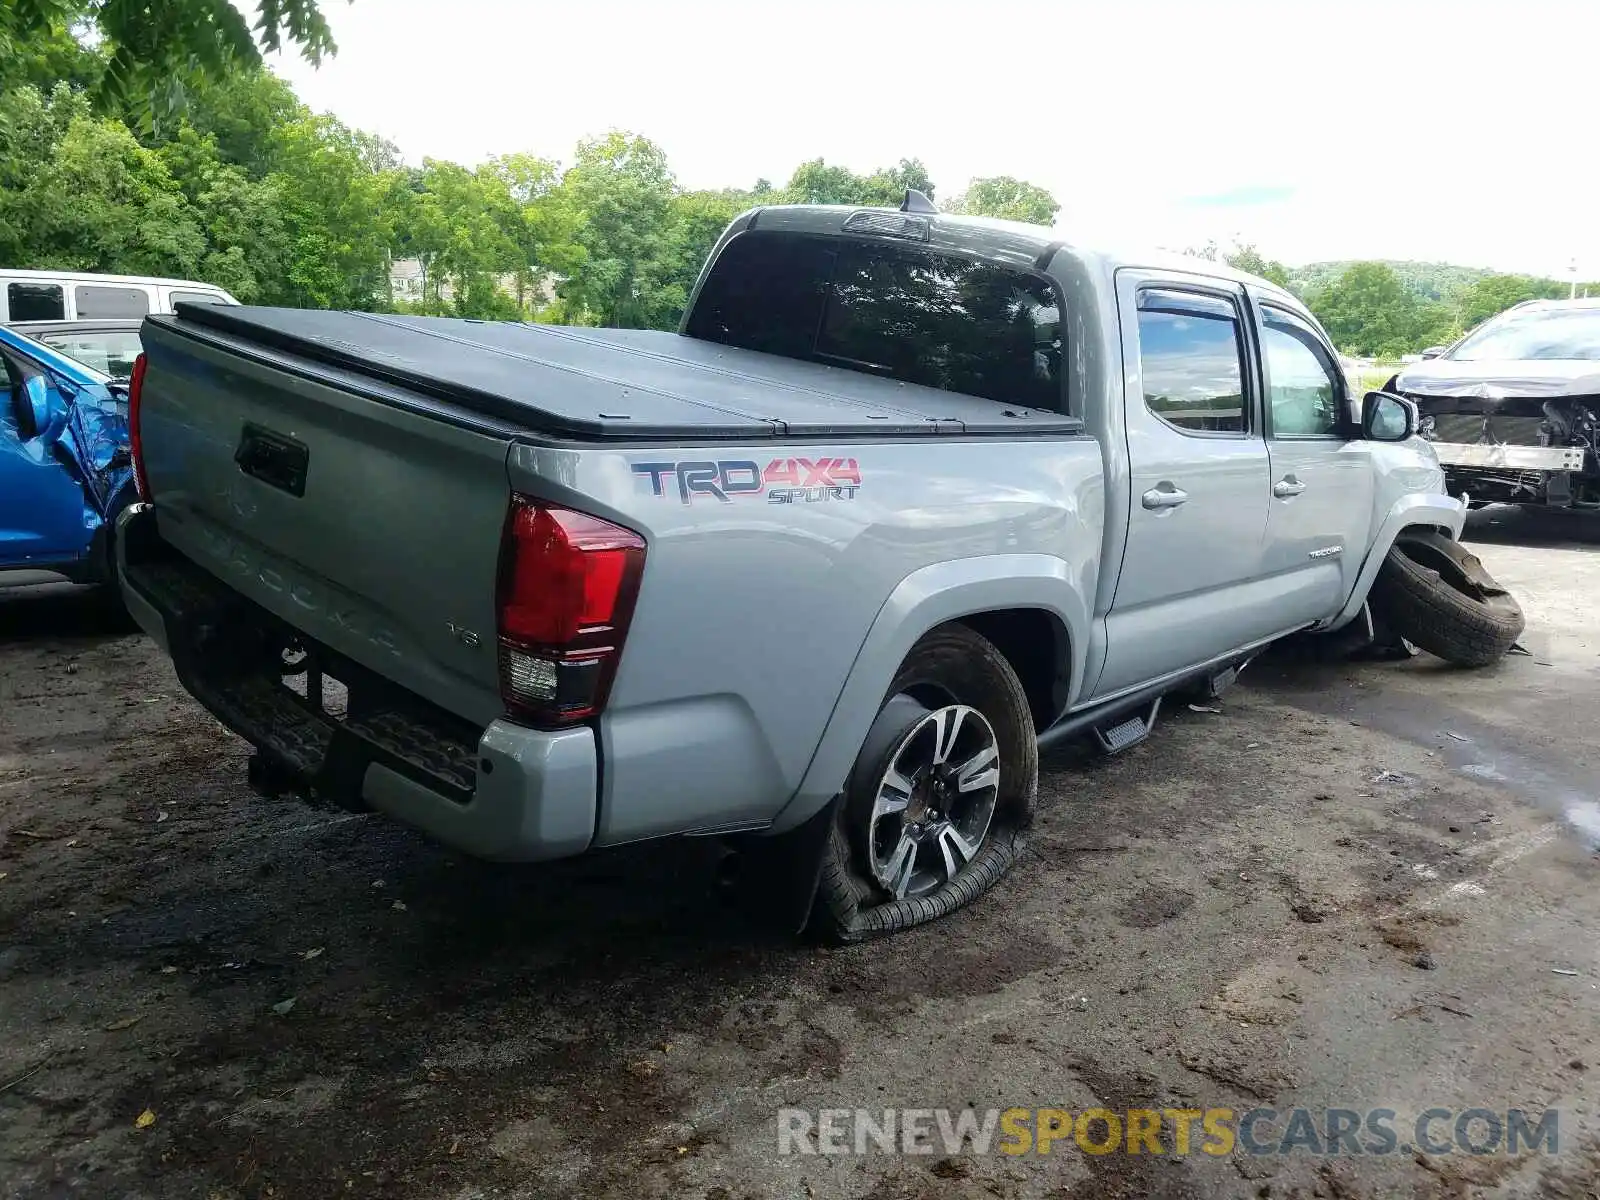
137;317;515;727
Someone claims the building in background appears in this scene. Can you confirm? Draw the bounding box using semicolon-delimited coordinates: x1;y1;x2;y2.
387;260;557;313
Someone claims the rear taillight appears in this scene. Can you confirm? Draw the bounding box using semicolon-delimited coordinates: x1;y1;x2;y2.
128;352;150;499
496;496;646;727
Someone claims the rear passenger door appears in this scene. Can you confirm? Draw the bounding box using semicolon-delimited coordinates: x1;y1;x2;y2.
1252;297;1376;620
1094;274;1275;699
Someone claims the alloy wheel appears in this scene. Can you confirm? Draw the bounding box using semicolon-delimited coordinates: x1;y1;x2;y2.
867;703;1002;899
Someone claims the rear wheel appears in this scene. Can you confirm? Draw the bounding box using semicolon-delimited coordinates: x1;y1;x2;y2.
1369;530;1524;667
810;624;1038;942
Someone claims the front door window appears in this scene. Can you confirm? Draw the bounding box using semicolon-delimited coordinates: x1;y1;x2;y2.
1260;307;1344;437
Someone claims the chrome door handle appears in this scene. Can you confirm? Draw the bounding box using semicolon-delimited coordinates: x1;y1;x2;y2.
1141;484;1189;510
1273;477;1306;498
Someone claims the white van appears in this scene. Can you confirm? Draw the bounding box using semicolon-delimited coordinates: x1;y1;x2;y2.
0;269;240;323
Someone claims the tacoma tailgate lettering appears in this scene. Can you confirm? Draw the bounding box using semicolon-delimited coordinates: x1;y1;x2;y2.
193;524;401;655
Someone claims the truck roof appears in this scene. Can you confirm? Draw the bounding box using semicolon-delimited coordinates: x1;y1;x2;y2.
727;203;1305;309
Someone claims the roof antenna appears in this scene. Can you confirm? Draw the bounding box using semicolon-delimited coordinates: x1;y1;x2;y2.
900;188;937;214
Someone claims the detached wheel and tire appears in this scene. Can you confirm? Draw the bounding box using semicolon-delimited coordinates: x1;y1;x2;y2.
1369;530;1524;667
811;624;1038;943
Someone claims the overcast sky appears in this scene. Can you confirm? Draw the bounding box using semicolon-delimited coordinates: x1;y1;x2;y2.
271;0;1597;278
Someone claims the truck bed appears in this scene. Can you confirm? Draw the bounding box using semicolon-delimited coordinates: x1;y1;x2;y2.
163;305;1080;442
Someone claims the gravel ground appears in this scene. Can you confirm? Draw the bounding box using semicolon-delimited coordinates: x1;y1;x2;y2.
1;506;1597;1200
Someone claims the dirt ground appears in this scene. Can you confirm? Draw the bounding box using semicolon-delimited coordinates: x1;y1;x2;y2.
2;506;1597;1200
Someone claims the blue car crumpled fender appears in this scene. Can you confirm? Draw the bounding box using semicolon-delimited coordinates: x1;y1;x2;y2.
61;390;134;515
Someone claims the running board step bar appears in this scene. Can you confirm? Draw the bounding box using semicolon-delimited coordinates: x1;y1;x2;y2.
1093;698;1161;754
1037;668;1207;754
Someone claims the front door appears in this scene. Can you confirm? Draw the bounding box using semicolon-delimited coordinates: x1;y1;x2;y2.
1094;274;1274;699
1252;298;1376;622
1;347;86;570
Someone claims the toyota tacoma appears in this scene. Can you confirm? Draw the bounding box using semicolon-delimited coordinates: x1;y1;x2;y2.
118;195;1491;939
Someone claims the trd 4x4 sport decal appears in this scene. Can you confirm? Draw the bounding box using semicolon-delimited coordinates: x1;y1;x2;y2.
632;457;862;505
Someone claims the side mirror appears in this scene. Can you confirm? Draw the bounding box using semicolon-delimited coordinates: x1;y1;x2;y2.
1362;390;1417;442
1419;345;1447;360
15;376;63;441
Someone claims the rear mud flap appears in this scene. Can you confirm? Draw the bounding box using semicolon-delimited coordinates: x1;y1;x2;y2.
721;797;840;936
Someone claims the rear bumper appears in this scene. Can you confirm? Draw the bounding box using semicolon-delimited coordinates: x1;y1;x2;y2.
116;504;597;862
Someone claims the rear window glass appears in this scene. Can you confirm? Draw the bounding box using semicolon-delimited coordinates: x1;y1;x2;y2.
38;329;144;379
75;284;150;318
7;282;65;322
685;231;1064;412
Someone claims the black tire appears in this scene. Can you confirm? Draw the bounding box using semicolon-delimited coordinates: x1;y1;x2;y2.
810;624;1038;943
1369;530;1524;667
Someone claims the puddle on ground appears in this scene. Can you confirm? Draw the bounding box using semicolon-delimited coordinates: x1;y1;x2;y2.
1246;657;1600;854
1565;800;1600;847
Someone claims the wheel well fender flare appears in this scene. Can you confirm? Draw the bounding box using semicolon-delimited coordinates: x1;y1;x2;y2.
1329;492;1467;631
769;554;1090;832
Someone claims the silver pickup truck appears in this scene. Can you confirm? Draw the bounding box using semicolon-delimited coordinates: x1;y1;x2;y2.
117;197;1473;940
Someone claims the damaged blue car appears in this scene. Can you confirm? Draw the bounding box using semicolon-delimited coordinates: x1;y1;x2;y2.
1;322;136;596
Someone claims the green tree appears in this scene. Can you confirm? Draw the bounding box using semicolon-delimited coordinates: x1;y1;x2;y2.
783;157;937;207
554;131;680;327
153;69;308;177
264;113;401;309
156;123;291;302
1225;244;1292;289
944;176;1059;225
0;85;206;276
0;82;86;199
1457;273;1569;329
1308;262;1449;357
480;153;586;315
1;0;341;121
661;188;752;321
785;158;871;205
405;160;526;318
859;158;936;206
1182;240;1293;289
0;2;104;95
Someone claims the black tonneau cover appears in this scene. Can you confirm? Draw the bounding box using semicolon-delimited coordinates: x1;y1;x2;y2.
163;305;1081;442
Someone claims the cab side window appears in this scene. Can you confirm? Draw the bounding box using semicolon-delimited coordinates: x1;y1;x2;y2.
1261;307;1343;437
1136;290;1248;435
75;284;150;318
7;282;65;322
